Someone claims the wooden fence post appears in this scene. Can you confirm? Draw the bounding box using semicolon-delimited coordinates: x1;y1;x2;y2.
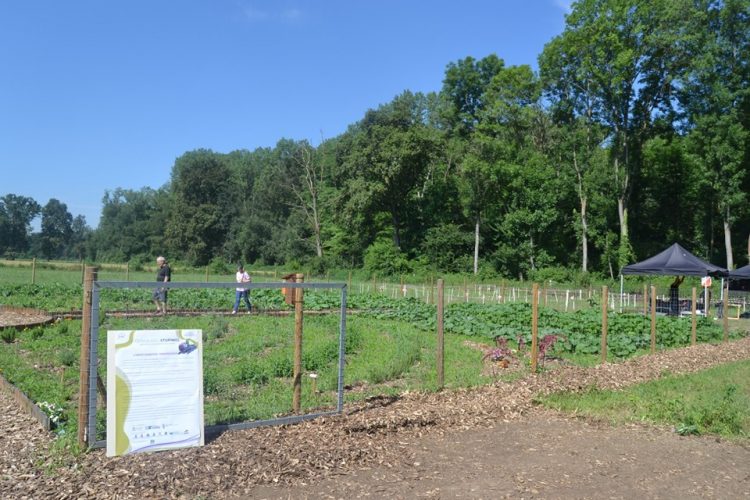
723;281;729;342
125;261;130;281
691;287;697;345
292;273;304;413
650;285;657;354
437;279;444;390
31;257;36;284
531;283;539;373
77;266;98;448
601;286;608;364
643;284;647;315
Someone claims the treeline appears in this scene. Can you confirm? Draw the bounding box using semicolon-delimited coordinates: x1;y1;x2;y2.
2;0;749;280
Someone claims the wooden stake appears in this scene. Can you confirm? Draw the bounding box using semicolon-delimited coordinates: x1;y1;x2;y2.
601;286;608;364
691;287;697;345
436;279;444;390
531;283;539;372
292;273;304;413
77;266;98;448
723;281;729;342
650;285;657;354
643;284;647;315
31;257;36;284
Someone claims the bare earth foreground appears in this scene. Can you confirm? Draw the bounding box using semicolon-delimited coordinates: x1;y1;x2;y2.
2;338;749;499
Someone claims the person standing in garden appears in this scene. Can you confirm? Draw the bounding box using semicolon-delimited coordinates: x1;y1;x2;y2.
233;264;252;314
152;256;171;315
669;275;684;316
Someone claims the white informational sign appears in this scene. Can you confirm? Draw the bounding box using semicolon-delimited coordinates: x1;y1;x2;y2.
106;329;204;457
701;276;712;288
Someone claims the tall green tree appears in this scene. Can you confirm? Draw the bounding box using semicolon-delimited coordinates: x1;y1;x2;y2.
93;187;168;261
680;0;750;268
336;91;439;251
38;198;73;259
440;55;507;273
166;150;236;265
69;215;92;260
0;194;40;256
541;0;691;269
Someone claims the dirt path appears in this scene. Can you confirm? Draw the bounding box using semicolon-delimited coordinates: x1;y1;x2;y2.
1;338;749;499
249;411;750;499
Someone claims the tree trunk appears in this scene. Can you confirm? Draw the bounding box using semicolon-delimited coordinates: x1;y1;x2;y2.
724;219;733;270
392;213;401;249
473;215;480;275
314;221;323;258
617;197;629;270
573;150;589;273
581;197;588;273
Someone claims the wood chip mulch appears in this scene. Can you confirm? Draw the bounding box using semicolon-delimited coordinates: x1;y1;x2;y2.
0;307;52;329
1;337;749;499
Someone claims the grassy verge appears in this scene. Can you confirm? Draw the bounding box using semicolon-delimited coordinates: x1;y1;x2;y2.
538;359;750;442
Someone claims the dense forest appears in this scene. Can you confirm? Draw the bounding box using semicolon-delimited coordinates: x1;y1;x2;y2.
1;0;749;280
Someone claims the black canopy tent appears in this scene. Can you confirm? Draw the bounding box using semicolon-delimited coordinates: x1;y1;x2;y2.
621;243;727;277
728;264;750;292
620;243;727;315
729;264;750;279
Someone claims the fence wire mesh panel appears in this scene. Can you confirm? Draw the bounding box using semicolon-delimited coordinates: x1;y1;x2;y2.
86;280;347;449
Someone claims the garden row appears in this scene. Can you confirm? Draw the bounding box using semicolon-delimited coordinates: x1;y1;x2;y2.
1;283;738;358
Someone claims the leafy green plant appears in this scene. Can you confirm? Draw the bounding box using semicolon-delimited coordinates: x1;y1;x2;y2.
58;349;76;367
1;329;17;343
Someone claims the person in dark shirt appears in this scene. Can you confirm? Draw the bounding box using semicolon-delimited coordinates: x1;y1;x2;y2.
669;275;684;316
152;256;171;314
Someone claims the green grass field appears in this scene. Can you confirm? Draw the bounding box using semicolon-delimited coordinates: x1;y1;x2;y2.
538;360;750;441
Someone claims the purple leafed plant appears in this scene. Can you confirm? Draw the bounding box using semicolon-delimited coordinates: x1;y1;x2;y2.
483;337;513;362
538;334;564;368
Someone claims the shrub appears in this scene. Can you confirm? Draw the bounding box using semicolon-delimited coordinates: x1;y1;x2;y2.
209;256;232;275
363;239;411;277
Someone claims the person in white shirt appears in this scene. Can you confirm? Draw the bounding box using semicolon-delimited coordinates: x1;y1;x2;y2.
232;265;252;314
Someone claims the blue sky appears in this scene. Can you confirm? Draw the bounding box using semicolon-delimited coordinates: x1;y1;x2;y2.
1;1;571;228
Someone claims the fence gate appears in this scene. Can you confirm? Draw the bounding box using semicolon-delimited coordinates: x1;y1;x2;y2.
82;279;347;449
